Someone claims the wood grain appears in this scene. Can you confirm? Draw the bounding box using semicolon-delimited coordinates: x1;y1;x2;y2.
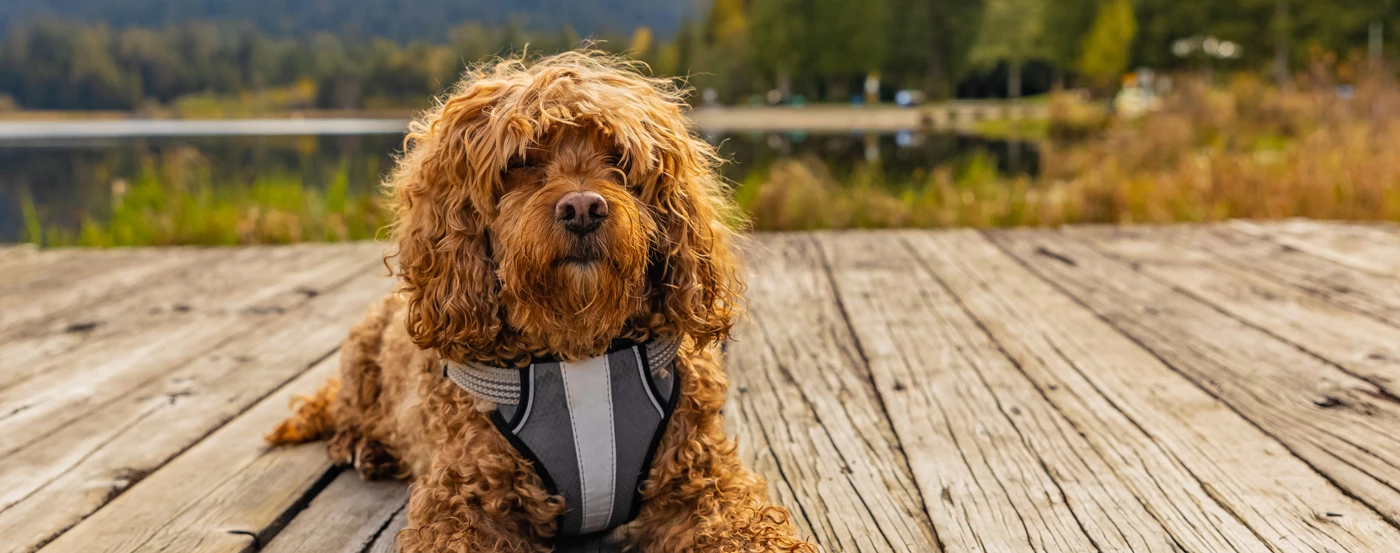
1231;220;1400;276
32;354;343;553
0;244;380;448
11;227;1400;553
0;264;393;553
909;229;1400;552
0;243;380;394
363;508;408;553
1069;225;1400;397
822;231;1126;553
1174;226;1400;327
992;228;1400;530
727;234;940;552
0;247;217;336
260;472;407;553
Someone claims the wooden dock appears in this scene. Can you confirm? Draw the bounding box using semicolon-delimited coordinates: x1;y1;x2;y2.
4;219;1400;553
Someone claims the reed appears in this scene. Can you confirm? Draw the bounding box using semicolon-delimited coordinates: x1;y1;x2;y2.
22;148;392;247
23;74;1400;244
740;75;1400;231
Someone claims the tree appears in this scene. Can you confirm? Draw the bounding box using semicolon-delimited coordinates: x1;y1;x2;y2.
1077;0;1137;92
691;0;749;102
1039;0;1099;87
969;0;1045;98
748;0;806;96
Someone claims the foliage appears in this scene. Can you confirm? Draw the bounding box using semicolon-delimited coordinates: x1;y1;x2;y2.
21;149;392;247
969;0;1045;69
5;0;1397;109
0;0;688;43
1076;0;1137;89
738;76;1400;230
0;19;645;111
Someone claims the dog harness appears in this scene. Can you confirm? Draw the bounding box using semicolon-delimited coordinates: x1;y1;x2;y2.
442;336;682;535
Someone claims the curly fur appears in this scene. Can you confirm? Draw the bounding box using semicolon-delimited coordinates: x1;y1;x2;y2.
267;50;815;552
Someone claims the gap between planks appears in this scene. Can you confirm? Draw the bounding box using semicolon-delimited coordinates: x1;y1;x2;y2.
816;230;1400;552
989;226;1400;539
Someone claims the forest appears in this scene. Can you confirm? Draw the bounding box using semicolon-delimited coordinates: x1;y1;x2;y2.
0;0;1394;111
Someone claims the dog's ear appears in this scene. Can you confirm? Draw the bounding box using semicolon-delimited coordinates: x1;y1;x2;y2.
386;81;514;362
635;118;746;350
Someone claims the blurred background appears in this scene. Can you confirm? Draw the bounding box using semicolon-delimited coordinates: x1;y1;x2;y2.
0;0;1396;246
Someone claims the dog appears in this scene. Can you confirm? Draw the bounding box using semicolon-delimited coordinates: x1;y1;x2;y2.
266;51;816;553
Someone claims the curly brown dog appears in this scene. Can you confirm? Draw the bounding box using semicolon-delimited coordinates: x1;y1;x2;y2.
265;51;816;553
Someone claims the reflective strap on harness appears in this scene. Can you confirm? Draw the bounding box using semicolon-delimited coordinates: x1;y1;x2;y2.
442;334;683;405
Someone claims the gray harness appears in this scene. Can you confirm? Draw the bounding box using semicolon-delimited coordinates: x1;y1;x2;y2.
443;336;681;535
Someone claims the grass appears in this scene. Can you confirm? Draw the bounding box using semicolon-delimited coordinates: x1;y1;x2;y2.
970;117;1051;140
739;74;1400;231
21;72;1400;245
21;150;392;247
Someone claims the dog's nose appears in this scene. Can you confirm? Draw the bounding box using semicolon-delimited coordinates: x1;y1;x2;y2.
555;191;609;235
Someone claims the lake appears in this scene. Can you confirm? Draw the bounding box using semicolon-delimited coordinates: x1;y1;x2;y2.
0;131;1038;243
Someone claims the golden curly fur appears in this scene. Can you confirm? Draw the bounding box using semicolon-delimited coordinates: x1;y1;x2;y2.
266;50;816;552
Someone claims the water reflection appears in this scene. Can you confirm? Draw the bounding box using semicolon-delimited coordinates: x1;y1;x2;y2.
714;131;1039;184
0;131;1037;242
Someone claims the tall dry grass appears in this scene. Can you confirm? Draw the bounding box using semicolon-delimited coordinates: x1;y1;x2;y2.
22;147;392;247
739;73;1400;230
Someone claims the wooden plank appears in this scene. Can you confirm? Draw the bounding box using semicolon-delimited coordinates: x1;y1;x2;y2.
0;263;393;553
0;247;167;303
0;247;215;334
820;231;1137;553
0;243;379;448
0;246;295;337
1177;226;1400;328
32;353;342;553
991;228;1400;528
364;509;408;553
260;473;406;553
1232;220;1400;277
0;245;300;391
726;234;939;552
0;244;40;267
1069;225;1400;396
0;243;377;393
905;229;1400;552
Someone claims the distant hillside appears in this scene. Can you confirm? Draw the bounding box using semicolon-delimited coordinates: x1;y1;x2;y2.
0;0;696;40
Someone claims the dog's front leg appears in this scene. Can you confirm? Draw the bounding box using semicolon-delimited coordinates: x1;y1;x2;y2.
622;353;817;553
396;415;565;553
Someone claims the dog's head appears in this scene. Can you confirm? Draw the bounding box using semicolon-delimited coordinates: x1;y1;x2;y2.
386;51;743;365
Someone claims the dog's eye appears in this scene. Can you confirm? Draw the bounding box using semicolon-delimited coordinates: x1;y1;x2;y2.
604;151;626;170
503;159;543;182
506;158;541;172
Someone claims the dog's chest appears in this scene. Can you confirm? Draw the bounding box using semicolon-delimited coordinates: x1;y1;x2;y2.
445;340;679;536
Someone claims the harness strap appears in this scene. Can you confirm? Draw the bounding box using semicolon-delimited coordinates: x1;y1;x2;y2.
442;334;683;404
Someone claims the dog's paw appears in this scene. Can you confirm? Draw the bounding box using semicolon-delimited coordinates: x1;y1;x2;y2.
352;439;403;480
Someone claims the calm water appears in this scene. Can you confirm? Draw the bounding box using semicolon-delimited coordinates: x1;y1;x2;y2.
0;131;1038;242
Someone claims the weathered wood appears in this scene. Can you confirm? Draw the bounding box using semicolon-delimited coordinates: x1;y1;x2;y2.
260;473;407;553
0;247;172;306
364;508;408;553
0;265;393;553
32;354;342;553
0;244;41;268
1069;225;1400;396
12;224;1400;553
907;229;1400;551
822;231;1135;553
992;229;1400;529
727;234;939;552
0;247;218;335
0;245;380;450
1174;226;1400;328
1231;220;1400;276
0;243;379;393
